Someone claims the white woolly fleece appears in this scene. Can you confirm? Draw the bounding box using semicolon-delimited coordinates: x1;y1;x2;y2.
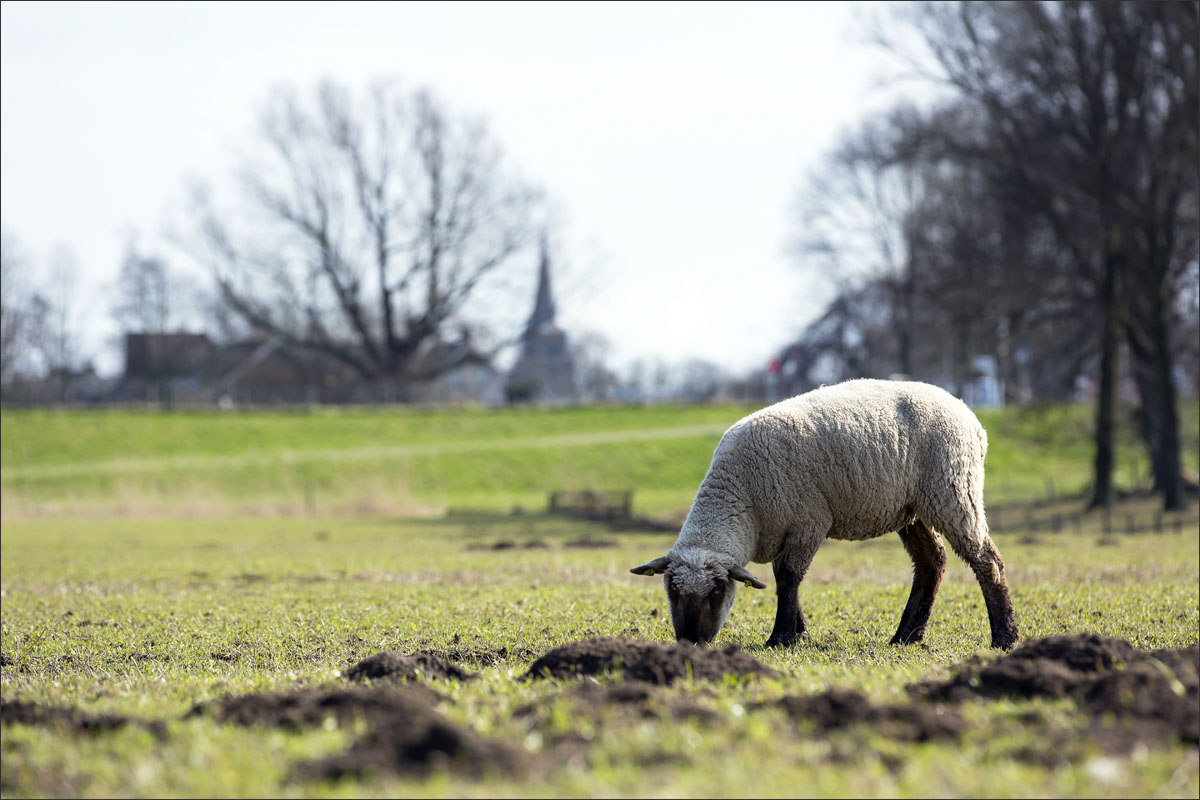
671;378;991;569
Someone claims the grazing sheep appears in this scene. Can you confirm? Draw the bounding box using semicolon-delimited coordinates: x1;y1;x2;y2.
631;378;1019;650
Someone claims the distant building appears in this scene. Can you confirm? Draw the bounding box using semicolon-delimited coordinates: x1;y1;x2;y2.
112;332;216;403
106;331;502;406
506;237;578;404
407;336;506;406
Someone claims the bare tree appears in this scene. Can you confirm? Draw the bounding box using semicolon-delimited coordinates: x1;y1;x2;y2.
112;239;209;404
190;79;542;400
867;0;1198;509
113;240;172;336
570;330;619;402
0;227;30;386
25;246;86;402
792;109;924;375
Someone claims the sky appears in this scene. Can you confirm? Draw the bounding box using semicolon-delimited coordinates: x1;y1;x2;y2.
1;0;918;378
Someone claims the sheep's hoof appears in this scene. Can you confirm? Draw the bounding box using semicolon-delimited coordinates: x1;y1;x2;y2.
991;632;1019;650
890;630;925;645
765;632;799;649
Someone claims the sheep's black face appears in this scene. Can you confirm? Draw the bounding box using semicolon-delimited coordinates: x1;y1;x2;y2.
630;553;765;644
664;568;737;646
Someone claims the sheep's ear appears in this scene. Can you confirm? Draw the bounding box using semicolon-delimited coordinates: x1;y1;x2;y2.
728;565;767;589
630;555;672;576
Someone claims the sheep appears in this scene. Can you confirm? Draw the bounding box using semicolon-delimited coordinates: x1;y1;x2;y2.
631;378;1019;650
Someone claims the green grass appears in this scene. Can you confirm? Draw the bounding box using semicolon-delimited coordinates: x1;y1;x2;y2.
975;402;1200;505
2;399;1198;797
3;400;1197;516
2;513;1197;798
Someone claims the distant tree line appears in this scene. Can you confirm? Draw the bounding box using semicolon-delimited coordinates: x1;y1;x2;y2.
791;1;1198;510
2;79;549;405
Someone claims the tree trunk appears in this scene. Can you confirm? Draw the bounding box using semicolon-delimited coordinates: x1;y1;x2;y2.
1125;271;1187;511
1147;293;1186;510
1089;250;1120;510
1126;321;1162;490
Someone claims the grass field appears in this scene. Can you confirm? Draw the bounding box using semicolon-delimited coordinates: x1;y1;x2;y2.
1;399;1198;798
2;514;1197;798
2;400;1197;517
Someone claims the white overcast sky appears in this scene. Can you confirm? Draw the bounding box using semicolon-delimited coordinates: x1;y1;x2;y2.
1;0;919;377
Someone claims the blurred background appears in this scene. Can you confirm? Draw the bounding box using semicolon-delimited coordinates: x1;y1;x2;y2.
2;1;1197;512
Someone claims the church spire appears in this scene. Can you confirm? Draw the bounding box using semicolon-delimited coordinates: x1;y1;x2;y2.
506;230;577;403
525;232;557;337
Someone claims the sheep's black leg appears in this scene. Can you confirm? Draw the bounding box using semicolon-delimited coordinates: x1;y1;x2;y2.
890;520;946;645
944;532;1020;650
765;559;807;648
972;537;1019;650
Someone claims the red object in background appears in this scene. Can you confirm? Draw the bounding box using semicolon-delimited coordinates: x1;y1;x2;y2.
768;358;781;375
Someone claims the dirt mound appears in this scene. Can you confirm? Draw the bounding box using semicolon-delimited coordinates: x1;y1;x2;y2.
523;637;777;684
466;540;550;552
912;634;1199;747
513;680;718;735
915;634;1197;701
573;681;657;707
186;686;439;730
345;651;474;683
297;712;529;781
2;700;167;740
191;685;529;781
767;689;965;742
1082;662;1198;744
1145;642;1200;682
1005;634;1141;672
572;681;719;722
562;538;618;549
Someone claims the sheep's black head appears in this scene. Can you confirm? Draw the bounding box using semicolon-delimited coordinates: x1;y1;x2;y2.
630;550;766;645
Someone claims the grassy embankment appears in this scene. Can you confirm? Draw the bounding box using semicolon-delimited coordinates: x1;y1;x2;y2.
2;400;1197;517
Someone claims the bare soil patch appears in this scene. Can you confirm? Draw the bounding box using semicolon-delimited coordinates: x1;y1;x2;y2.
514;680;719;725
465;538;603;551
1;700;167;740
190;684;529;781
523;637;777;684
912;634;1199;749
764;688;965;742
345;651;475;683
561;538;619;549
296;712;530;781
186;685;441;729
572;681;719;721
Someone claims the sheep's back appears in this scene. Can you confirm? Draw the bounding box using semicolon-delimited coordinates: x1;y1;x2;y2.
715;379;985;541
